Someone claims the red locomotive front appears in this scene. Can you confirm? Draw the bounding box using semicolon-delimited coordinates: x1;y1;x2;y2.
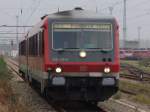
19;8;120;102
45;21;119;73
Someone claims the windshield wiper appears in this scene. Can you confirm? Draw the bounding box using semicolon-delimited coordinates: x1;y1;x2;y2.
87;48;112;52
55;48;112;52
63;47;80;49
55;47;79;52
55;48;65;52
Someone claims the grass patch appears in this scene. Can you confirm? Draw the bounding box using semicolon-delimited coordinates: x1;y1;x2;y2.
120;60;150;105
132;94;150;105
0;57;31;112
119;80;150;105
121;60;139;67
0;57;12;80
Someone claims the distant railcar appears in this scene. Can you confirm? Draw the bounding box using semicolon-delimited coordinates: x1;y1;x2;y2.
19;8;120;103
120;49;150;60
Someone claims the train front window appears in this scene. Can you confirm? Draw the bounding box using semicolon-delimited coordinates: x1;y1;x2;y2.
53;23;113;50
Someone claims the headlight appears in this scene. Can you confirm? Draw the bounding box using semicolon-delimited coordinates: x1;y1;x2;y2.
79;51;86;58
104;67;111;73
55;67;62;73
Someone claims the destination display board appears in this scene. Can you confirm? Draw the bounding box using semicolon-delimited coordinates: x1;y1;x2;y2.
53;23;112;31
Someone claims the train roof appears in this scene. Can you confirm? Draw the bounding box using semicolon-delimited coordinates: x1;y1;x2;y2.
45;8;115;20
23;8;116;40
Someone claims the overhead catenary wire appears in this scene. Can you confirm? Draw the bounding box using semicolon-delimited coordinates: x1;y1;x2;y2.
100;0;123;12
128;12;150;21
0;36;23;39
25;0;41;25
127;0;150;8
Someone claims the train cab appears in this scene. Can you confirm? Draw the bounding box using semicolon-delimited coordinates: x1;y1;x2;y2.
19;8;120;102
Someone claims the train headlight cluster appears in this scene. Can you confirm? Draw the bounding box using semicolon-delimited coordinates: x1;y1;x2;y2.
79;51;87;58
55;67;62;73
104;67;111;73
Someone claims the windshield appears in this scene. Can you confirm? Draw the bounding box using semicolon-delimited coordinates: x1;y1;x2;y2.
53;23;113;50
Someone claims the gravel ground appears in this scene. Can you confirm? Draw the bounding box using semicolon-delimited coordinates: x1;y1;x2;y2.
10;70;57;112
99;100;135;112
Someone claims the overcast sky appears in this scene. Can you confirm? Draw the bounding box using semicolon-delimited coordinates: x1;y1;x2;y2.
0;0;150;44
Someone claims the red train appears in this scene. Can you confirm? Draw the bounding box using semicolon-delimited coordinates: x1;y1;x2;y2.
19;8;120;103
120;49;150;60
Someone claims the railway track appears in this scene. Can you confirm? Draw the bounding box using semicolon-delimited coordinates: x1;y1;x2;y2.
6;58;20;75
120;64;150;82
119;89;137;96
5;58;107;112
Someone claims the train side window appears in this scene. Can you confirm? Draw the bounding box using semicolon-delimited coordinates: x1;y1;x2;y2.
27;32;44;56
19;43;21;55
34;34;38;56
33;36;35;55
29;37;33;56
20;40;26;55
28;34;40;56
33;35;35;55
19;42;22;55
21;41;23;55
37;33;40;56
24;40;26;55
39;31;44;56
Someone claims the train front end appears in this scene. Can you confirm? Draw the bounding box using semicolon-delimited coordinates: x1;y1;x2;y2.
44;16;120;101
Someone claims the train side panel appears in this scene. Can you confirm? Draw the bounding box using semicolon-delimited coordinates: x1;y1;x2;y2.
19;18;48;92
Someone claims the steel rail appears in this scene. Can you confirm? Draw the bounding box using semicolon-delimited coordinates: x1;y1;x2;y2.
120;64;150;82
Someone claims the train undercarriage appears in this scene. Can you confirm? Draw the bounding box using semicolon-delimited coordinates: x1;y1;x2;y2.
19;69;119;102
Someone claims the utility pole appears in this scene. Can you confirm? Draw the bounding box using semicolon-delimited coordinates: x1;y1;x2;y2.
123;0;127;48
109;6;113;15
138;26;141;48
96;6;98;13
10;40;13;56
16;15;19;53
58;7;60;12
